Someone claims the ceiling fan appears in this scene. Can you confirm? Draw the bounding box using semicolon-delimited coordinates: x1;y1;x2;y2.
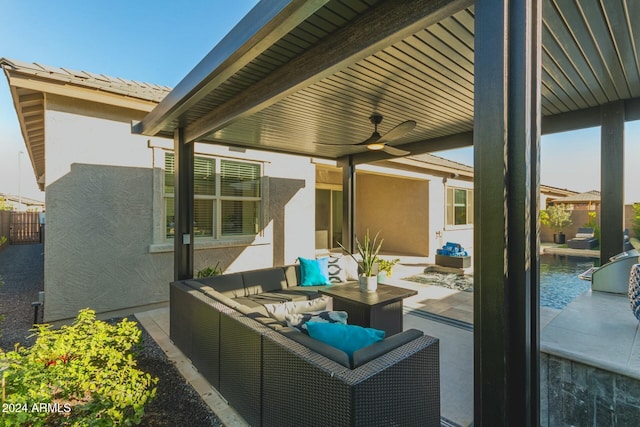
315;114;415;156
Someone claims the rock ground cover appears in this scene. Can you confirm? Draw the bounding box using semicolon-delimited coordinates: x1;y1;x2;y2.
403;271;474;292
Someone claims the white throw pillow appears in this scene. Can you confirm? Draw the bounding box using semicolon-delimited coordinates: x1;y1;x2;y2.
342;254;359;281
264;296;330;322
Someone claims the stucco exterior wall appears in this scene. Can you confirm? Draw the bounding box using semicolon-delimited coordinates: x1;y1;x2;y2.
317;162;474;261
428;177;474;260
356;172;430;256
43;95;314;322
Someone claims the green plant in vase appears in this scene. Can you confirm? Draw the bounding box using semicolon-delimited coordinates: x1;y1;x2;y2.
338;229;383;292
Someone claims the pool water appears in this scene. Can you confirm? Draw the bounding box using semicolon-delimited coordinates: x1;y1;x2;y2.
404;254;597;310
539;254;596;309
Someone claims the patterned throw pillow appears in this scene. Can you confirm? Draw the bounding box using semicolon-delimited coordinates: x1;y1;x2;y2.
327;255;347;283
285;311;348;334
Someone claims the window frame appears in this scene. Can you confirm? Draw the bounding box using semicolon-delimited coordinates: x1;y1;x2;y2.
445;185;474;229
163;152;263;242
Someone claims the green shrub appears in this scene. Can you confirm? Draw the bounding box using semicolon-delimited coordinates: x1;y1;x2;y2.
633;203;640;239
0;309;157;426
584;211;600;240
0;235;7;246
0;276;3;340
197;261;222;278
377;258;400;277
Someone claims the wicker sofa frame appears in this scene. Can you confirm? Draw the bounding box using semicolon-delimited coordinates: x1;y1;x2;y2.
170;266;440;426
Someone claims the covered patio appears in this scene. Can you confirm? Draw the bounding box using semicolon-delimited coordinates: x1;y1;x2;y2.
135;1;639;425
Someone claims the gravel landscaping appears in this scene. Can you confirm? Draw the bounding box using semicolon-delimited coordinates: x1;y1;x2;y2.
403;271;474;292
0;243;222;426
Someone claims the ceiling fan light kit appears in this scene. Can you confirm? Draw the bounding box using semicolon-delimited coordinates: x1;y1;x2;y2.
314;113;415;157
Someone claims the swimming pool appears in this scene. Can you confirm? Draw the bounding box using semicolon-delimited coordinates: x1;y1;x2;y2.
539;254;596;309
404;254;596;310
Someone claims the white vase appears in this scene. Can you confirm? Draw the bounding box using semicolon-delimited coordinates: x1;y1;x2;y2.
359;275;378;292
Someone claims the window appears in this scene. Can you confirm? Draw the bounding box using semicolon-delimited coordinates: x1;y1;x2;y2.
446;187;473;226
164;153;261;239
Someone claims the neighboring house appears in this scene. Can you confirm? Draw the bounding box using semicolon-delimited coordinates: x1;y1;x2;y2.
543;190;602;242
538;185;579;210
547;190;601;211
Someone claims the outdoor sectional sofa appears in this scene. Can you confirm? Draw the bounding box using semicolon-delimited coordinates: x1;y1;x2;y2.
170;264;440;427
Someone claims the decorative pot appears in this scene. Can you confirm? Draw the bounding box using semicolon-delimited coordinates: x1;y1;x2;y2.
628;264;640;321
359;275;378;293
553;233;566;244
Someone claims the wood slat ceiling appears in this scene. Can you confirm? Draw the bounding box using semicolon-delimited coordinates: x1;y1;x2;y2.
161;0;383;135
155;0;640;159
14;88;45;190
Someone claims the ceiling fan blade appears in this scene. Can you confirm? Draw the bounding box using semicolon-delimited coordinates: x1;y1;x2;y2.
379;120;416;142
314;140;359;146
382;145;410;156
356;131;382;146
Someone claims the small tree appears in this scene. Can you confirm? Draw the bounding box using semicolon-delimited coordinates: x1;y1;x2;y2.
541;204;572;235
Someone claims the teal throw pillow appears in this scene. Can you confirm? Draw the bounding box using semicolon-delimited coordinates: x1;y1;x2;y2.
306;322;385;357
298;257;331;286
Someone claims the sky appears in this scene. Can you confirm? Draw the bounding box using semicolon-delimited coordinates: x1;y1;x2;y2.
1;1;639;204
436;123;640;203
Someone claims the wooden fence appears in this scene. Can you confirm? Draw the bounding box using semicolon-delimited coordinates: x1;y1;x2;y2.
10;212;41;244
0;210;10;241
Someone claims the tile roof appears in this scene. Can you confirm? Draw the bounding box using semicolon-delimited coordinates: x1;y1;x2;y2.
0;58;171;103
407;153;473;173
549;190;601;204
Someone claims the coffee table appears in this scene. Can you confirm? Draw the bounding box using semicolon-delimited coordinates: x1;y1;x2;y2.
319;282;417;336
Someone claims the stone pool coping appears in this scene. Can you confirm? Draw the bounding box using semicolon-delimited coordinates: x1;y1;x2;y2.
542;245;600;258
541;290;640;381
